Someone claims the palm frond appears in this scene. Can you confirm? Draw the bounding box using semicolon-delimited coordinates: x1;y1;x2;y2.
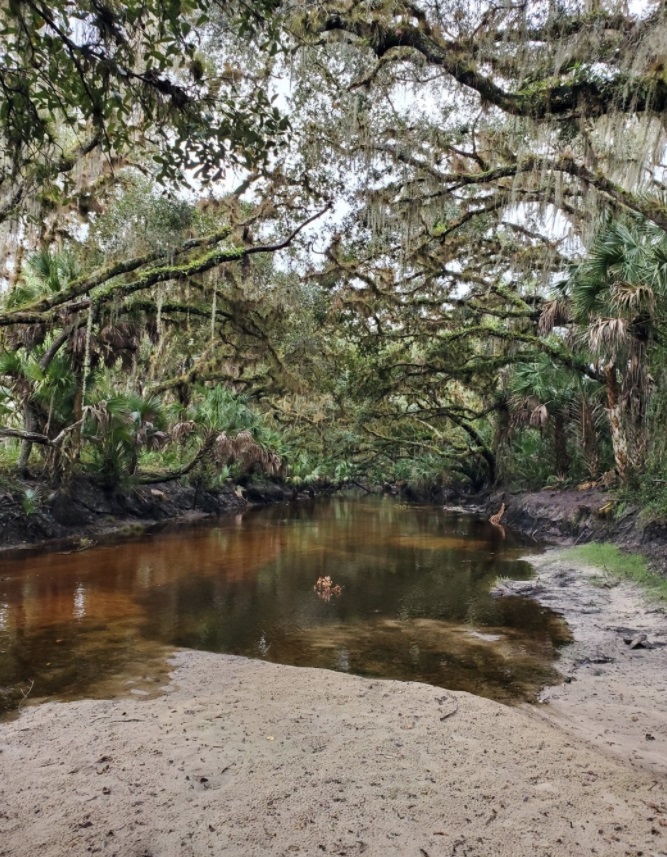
171;420;196;443
538;299;570;335
529;403;549;428
26;250;59;288
213;429;282;476
610;282;656;315
587;317;628;355
25;249;79;293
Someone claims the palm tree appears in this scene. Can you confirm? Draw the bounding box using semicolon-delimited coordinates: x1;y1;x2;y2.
84;392;168;485
561;217;667;483
170;386;283;479
1;249;147;476
0;351;42;475
509;357;604;480
509;358;576;479
1;251;83;473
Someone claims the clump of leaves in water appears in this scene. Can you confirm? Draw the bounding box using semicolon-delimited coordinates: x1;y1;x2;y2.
314;576;343;602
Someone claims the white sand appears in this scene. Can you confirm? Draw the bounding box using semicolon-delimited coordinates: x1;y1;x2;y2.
1;648;666;857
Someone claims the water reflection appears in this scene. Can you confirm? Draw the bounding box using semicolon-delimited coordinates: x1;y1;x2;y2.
0;496;569;714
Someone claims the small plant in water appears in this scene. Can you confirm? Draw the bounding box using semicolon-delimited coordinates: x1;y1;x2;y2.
314;576;343;602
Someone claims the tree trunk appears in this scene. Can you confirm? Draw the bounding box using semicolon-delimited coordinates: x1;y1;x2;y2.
481;447;496;485
18;401;37;477
580;399;599;479
605;364;630;483
622;341;649;476
70;368;84;465
448;412;497;485
553;410;570;478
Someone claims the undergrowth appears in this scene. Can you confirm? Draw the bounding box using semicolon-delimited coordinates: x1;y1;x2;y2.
563;543;667;603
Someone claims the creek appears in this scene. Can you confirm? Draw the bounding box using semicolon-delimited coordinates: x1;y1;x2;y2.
0;496;569;713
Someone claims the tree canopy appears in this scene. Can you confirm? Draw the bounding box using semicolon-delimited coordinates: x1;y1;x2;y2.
2;0;667;507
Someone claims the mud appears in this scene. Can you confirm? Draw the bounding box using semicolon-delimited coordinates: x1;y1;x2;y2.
0;475;318;556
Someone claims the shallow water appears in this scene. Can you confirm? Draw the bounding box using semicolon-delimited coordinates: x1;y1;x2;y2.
0;496;569;713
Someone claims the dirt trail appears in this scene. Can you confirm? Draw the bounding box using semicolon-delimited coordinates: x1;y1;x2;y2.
1;648;666;857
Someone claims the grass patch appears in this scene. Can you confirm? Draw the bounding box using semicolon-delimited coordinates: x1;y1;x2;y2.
563;543;667;603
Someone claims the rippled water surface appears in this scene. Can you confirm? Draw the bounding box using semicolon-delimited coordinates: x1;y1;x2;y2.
0;496;569;713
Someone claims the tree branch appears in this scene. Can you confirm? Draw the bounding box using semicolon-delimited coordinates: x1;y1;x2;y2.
0;204;331;328
318;11;667;119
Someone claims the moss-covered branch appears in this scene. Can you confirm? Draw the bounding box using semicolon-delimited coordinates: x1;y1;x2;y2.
0;204;331;328
317;9;667;120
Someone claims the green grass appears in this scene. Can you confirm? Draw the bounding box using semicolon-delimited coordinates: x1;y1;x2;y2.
563;543;667;603
0;442;20;470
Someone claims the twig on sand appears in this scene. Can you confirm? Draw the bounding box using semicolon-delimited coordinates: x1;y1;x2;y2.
91;717;146;723
18;679;34;710
108;718;145;723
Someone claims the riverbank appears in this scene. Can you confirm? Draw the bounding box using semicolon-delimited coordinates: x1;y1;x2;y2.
400;480;667;575
1;648;666;857
494;548;667;779
0;474;318;556
4;477;667;575
485;487;667;573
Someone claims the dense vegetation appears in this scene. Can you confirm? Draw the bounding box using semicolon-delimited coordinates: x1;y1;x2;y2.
2;0;667;513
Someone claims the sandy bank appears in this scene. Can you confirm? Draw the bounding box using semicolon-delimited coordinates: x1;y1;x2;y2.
1;649;666;857
503;550;667;779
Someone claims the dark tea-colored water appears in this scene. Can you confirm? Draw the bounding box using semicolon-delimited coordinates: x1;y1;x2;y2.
0;496;569;713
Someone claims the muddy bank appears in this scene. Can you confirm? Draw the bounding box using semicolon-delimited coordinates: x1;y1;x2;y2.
0;475;317;555
488;488;614;541
396;480;667;573
480;488;667;573
2;650;666;857
391;476;667;572
494;549;667;778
